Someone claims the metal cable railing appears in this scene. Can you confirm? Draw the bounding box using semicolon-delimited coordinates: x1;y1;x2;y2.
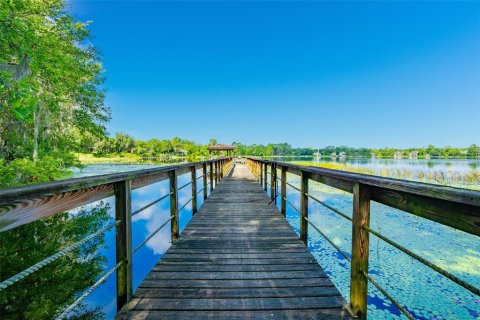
0;157;234;317
285;181;301;192
283;196;301;215
0;220;120;290
178;196;194;213
56;261;123;320
305;215;415;319
245;157;480;319
133;217;173;254
305;190;480;297
131;192;173;217
177;181;193;191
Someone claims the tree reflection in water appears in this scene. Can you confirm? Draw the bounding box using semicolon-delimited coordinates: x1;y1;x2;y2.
0;201;111;319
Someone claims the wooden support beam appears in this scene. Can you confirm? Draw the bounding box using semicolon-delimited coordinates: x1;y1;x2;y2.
202;163;208;201
281;166;287;216
191;166;197;215
300;172;309;245
169;170;179;242
350;182;371;318
114;180;133;311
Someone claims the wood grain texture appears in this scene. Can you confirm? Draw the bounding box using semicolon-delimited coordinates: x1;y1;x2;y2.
202;164;207;201
300;171;309;245
0;158;231;232
190;167;197;215
115;180;133;311
248;158;480;237
117;164;350;319
169;170;179;242
349;182;371;318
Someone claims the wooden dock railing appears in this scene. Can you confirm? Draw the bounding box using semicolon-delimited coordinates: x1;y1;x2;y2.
0;157;234;317
245;157;480;319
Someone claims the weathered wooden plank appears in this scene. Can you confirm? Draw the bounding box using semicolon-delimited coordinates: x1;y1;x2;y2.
151;264;321;272
118;164;349;319
249;158;480;236
124;296;346;311
115;180;133;311
190;166;197;215
0;158;231;232
139;278;334;289
146;270;325;280
134;286;341;299
169;170;179;242
118;309;349;320
349;182;371;318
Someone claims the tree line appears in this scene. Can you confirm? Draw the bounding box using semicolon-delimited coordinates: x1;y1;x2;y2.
77;133;480;160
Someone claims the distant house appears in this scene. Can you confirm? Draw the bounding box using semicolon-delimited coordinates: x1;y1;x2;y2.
393;151;403;160
409;151;418;159
371;153;376;159
174;148;188;156
339;152;346;159
330;152;337;158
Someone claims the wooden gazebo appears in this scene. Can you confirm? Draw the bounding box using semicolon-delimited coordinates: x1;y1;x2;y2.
207;144;235;156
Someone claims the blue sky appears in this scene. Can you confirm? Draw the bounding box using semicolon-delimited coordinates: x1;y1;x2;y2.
71;1;480;148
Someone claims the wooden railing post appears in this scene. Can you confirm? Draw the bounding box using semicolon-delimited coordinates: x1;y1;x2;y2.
169;170;179;241
263;162;267;191
209;162;214;191
281;166;287;216
220;159;224;179
350;182;371;318
114;180;133;311
259;162;263;185
191;166;197;215
273;163;277;200
270;163;275;199
202;163;208;200
300;171;309;245
215;161;219;184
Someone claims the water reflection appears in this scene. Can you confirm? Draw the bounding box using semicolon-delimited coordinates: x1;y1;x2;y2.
0;202;111;319
277;172;480;319
0;167;206;319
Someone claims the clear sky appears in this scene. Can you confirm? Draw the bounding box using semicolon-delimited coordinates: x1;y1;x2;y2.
71;1;480;148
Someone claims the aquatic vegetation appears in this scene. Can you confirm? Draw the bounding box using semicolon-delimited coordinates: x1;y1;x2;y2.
279;187;480;319
291;161;480;190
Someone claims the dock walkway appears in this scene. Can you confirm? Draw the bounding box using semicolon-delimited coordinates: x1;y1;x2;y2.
118;164;350;319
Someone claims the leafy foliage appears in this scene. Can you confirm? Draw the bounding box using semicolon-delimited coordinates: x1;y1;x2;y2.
0;203;111;319
0;0;109;163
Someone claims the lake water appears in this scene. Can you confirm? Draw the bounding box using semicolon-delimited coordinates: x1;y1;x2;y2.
1;158;479;319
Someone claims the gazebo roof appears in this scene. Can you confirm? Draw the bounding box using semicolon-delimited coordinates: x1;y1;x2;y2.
207;144;236;151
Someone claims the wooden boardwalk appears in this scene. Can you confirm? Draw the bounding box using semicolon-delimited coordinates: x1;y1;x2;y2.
118;164;350;319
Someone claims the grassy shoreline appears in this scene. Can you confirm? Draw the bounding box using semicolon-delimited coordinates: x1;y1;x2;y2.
75;153;144;164
291;161;480;190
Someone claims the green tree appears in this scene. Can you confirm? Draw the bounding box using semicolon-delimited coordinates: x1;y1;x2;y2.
0;204;110;319
0;0;109;164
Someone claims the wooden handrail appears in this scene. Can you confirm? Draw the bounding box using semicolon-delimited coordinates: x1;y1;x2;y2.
0;158;231;232
0;156;233;314
245;156;480;318
245;157;480;236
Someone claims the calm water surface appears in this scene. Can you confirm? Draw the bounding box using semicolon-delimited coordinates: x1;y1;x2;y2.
1;159;478;319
